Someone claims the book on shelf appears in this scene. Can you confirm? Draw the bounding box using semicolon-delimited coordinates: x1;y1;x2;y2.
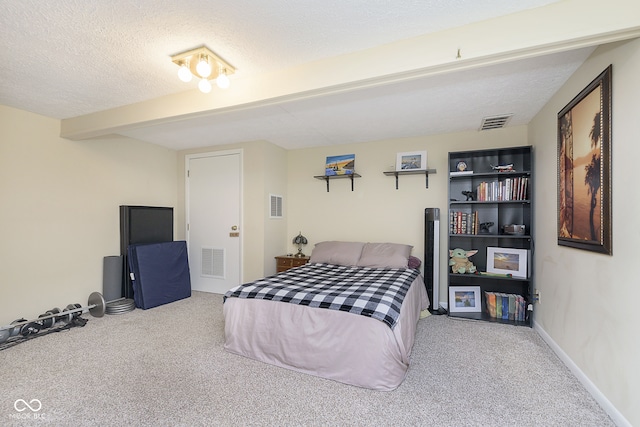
449;210;480;235
450;170;473;176
485;291;526;322
476;177;529;202
486;292;496;318
508;294;516;321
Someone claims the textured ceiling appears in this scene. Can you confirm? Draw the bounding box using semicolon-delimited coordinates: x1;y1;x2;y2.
0;0;612;150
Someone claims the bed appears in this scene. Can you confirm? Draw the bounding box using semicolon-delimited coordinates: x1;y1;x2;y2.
223;241;430;391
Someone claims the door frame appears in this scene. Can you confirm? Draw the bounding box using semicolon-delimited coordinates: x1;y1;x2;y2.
185;149;244;287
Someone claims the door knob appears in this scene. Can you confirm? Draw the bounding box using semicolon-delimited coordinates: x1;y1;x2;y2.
231;225;238;231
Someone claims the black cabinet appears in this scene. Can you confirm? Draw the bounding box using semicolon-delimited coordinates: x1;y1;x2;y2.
447;146;533;326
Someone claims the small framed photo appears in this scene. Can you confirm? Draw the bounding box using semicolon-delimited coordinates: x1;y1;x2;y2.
396;151;427;171
449;286;482;313
486;247;528;278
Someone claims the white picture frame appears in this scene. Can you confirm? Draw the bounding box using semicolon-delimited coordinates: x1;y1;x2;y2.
449;286;482;313
486;247;528;279
396;151;427;171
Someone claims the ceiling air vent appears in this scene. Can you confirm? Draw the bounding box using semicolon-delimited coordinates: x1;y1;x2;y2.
480;114;513;131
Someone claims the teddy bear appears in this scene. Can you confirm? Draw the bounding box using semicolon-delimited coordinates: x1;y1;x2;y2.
449;248;478;274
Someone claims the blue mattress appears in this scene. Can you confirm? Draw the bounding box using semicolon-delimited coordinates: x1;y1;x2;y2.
128;241;191;309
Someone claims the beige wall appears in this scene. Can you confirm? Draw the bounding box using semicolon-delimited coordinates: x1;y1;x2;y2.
177;140;287;282
261;143;289;275
0;105;177;324
286;127;528;300
529;38;640;426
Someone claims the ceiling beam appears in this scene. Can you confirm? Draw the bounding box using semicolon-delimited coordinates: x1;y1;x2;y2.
60;0;640;141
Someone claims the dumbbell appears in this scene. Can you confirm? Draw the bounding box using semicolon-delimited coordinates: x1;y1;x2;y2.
11;307;62;337
38;308;60;329
0;292;105;342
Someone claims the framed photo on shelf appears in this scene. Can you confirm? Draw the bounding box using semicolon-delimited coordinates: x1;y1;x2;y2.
325;154;355;176
486;247;528;278
396;151;427;171
448;286;482;313
557;65;612;255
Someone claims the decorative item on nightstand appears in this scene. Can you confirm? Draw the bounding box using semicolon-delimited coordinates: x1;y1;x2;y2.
293;232;308;257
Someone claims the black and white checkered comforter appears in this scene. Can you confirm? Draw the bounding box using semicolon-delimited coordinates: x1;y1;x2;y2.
224;263;420;329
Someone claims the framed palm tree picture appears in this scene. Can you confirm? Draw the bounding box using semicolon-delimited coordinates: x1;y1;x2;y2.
557;65;612;255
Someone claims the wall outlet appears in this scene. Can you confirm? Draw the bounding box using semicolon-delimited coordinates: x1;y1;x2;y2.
534;289;541;304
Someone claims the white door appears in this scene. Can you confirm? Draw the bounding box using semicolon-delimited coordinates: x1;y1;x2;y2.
186;151;242;294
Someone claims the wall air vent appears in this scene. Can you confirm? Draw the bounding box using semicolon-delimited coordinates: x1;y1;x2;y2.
480;114;513;131
202;247;225;278
270;194;283;218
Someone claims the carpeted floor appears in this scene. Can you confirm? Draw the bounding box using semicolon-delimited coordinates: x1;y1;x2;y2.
0;291;613;426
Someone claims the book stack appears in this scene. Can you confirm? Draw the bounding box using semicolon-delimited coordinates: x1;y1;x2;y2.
485;291;526;322
449;211;479;235
476;177;529;201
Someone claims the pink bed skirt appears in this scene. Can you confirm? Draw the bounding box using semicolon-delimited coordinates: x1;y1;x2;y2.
223;275;429;390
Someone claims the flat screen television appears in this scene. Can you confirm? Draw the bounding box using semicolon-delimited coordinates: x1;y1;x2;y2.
120;206;174;298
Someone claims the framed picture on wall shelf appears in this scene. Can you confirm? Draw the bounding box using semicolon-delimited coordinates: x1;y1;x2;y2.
449;286;482;313
325;154;355;176
396;151;427;171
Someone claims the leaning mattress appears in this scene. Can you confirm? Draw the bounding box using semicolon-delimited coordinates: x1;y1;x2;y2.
127;241;191;309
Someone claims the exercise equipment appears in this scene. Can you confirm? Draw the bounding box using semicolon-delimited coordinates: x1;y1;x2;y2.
0;292;105;344
105;298;136;315
128;241;190;310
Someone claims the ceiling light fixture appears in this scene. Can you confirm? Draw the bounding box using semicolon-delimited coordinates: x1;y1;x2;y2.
198;78;212;94
216;68;230;89
171;46;235;93
177;62;193;82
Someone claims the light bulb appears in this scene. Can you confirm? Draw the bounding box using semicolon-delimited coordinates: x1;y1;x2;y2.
196;56;212;78
198;78;212;93
178;64;192;82
216;71;230;89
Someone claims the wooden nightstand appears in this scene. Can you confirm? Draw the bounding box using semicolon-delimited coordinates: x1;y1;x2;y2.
275;255;310;273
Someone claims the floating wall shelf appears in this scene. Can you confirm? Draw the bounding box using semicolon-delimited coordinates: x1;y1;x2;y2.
313;173;361;192
383;169;437;189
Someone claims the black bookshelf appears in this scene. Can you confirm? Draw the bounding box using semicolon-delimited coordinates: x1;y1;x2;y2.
447;146;534;327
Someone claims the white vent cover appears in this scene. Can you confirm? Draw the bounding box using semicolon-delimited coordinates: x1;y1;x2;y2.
480;114;513;130
201;247;225;278
270;194;283;218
